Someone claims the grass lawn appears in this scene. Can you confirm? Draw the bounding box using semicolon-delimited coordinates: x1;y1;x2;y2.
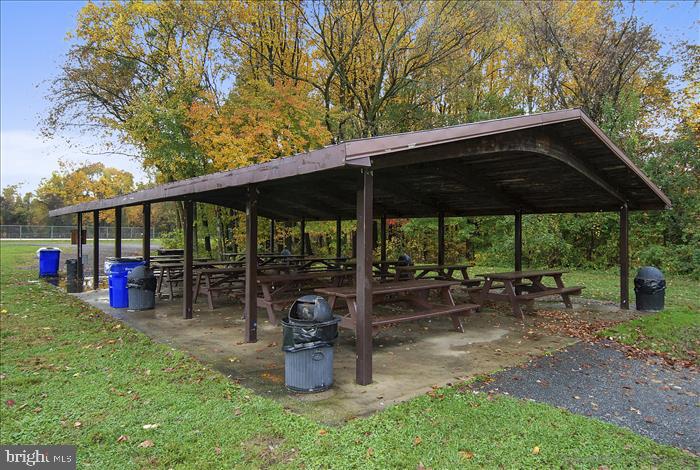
1;242;697;468
602;308;699;363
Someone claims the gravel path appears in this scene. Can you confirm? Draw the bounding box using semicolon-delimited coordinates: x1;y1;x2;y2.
470;341;699;453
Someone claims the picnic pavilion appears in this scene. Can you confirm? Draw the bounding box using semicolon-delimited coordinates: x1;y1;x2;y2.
49;108;671;385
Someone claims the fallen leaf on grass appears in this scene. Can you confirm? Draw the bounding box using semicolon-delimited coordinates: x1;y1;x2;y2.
117;435;129;443
74;421;82;428
214;447;222;455
138;440;154;448
317;429;327;436
5;399;15;408
413;436;422;446
532;446;540;455
459;451;474;460
142;424;159;430
366;448;374;458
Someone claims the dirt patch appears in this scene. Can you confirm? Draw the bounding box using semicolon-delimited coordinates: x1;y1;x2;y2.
242;436;295;467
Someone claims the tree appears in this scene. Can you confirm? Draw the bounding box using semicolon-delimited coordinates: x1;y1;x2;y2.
35;161;135;224
225;0;500;140
188;80;331;171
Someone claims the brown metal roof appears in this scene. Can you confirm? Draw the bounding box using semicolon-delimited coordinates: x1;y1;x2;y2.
48;108;671;220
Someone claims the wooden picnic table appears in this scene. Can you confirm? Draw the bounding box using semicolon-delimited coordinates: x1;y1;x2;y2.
223;252;276;262
473;270;584;320
194;267;245;310
394;263;480;285
152;260;238;299
340;260;405;279
255;270;355;325
315;279;479;333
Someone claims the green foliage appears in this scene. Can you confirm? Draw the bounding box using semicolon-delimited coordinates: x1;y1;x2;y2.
0;185;47;226
158;230;183;250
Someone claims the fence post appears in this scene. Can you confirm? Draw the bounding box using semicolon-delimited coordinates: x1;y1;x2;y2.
50;226;54;239
19;225;22;239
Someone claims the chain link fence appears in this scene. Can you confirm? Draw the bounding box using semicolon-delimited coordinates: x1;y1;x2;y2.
0;225;159;240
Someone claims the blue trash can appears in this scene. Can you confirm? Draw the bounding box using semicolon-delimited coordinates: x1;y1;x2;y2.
105;257;144;308
37;247;62;277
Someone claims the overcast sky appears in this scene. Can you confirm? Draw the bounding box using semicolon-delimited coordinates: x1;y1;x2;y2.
1;0;697;193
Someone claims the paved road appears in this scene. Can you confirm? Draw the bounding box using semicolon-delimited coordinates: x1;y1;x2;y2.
470;341;699;453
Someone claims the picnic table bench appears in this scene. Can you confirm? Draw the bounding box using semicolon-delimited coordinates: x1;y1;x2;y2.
315;279;479;333
473;270;583;320
255;270;355;325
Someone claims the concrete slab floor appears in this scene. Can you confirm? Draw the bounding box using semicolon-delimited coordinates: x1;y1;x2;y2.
73;288;641;425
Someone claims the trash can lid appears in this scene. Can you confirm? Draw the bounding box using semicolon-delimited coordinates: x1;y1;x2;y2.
397;253;413;265
127;264;154;280
36;247;62;258
289;295;334;323
635;266;664;281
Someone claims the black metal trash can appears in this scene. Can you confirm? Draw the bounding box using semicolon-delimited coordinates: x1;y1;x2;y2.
634;266;666;311
65;259;83;293
126;265;157;310
396;253;414;280
282;295;341;393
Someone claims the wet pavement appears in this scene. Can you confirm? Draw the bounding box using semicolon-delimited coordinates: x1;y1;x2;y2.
469;341;699;453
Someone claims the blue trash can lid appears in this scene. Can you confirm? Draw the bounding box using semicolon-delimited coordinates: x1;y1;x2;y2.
104;257;144;274
36;247;62;257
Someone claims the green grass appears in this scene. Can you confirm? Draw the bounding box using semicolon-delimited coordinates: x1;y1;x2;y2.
1;242;696;468
602;308;699;363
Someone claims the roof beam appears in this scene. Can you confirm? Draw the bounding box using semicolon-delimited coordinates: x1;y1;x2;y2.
368;129;626;204
534;131;626;203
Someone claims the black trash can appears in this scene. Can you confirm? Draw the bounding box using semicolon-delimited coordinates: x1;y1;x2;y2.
282;295;341;393
634;266;666;311
396;253;414;280
127;265;157;310
65;259;83;293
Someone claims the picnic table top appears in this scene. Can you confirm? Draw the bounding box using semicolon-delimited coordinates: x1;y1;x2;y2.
315;279;459;298
151;260;234;268
396;263;474;271
196;267;246;275
257;269;354;283
341;260;404;266
481;269;567;280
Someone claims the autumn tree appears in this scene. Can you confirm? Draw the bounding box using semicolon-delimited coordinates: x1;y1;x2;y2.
35;161;135;224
